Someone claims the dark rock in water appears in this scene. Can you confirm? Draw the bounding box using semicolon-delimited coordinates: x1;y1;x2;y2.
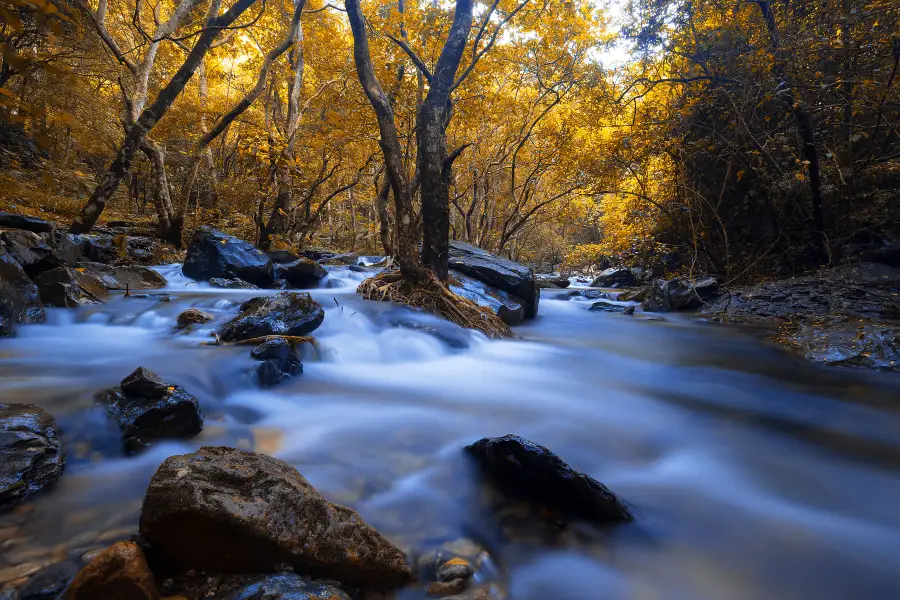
643;277;719;312
267;249;302;264
209;277;259;289
76;262;166;291
348;264;367;273
299;248;338;262
449;270;525;326
321;252;359;266
210;574;350;600
281;258;327;289
623;305;636;315
0;404;65;511
0;212;53;233
862;244;900;268
34;267;108;308
139;446;412;588
437;559;474;583
787;318;900;370
465;434;633;524
65;541;158;600
558;289;608;301
428;579;468;596
590;267;638;288
18;561;79;600
96;368;203;452
219;292;324;342
378;309;472;349
449;241;539;318
250;338;303;388
0;229;62;276
183;227;274;287
0;246;45;334
589;301;628;313
176;308;214;330
537;275;570;289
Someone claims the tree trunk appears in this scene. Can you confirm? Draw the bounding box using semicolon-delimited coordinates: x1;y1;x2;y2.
376;170;395;257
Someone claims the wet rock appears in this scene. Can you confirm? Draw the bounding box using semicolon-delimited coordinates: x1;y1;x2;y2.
74;263;166;291
47;231;84;266
183;227;274;287
210;573;351;600
209;277;259;289
95;367;203;453
465;434;633;524
588;301;627;313
437;558;474;583
71;234;156;265
139;446;411;588
218;292;324;342
558;289;607;301
786;319;899;370
862;243;900;268
0;230;62;277
623;305;635;315
280;258;328;289
537;275;570;289
0;247;45;335
18;561;78;600
176;308;214;330
0;212;53;234
448;241;539;318
428;579;468;596
65;541;158;600
449;271;525;326
642;277;719;312
33;267;108;308
250;338;302;388
0;404;65;511
300;248;338;262
590;267;638;288
321;253;359;266
267;250;302;264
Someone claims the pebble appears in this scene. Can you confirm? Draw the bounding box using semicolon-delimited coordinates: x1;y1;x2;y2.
437;558;474;582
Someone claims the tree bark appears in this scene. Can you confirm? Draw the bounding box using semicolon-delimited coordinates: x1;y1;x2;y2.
376;170;395;256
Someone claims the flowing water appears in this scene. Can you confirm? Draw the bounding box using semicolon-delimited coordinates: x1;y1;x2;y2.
2;264;900;599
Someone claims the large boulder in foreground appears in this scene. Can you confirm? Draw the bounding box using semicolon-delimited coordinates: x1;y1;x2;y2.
139;446;411;588
1;229;63;276
465;434;633;524
0;404;65;511
183;227;274;287
0;246;45;335
34;267;108;308
218;292;324;342
449;271;525;326
65;541;158;600
76;262;166;291
448;241;539;319
95;367;203;453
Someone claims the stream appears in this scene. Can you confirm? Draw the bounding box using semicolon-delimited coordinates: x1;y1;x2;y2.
2;263;900;599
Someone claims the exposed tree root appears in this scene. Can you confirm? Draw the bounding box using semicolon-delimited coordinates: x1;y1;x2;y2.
358;270;514;339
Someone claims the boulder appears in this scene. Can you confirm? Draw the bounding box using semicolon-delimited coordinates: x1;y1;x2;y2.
210;574;351;600
183;227;274;287
176;308;214;330
218;292;324;342
862;243;900;269
250;338;302;388
448;271;525;326
321;253;359;266
536;275;570;289
95;367;203;453
47;231;84;266
209;277;259;289
267;250;302;264
0;230;62;276
589;301;628;313
788;319;900;370
299;248;338;262
0;404;65;511
73;234;158;265
448;241;539;318
139;446;412;588
65;541;158;600
590;267;638;288
34;267;108;308
642;277;719;312
18;561;79;600
76;263;166;291
0;246;45;334
280;258;327;289
0;212;53;233
465;434;633;524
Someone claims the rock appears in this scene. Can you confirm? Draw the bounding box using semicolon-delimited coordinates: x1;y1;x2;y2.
448;241;539;318
267;250;302;264
218;292;324;342
75;263;166;291
590;267;638;288
623;305;635;315
72;234;158;265
0;212;53;233
642;277;719;312
0;404;65;511
428;579;468;596
210;574;351;600
437;558;474;583
65;541;158;600
299;248;338;262
34;267;108;308
0;230;62;276
558;289;608;301
449;271;525;326
208;277;259;289
18;561;78;600
140;446;411;587
321;253;359;266
787;319;899;370
250;338;302;387
862;243;900;268
95;368;203;452
0;247;45;334
588;301;627;313
280;258;327;289
176;308;214;330
183;227;274;287
536;275;570;289
47;231;84;266
465;434;633;524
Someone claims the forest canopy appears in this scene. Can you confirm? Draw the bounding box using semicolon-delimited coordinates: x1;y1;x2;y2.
1;0;899;283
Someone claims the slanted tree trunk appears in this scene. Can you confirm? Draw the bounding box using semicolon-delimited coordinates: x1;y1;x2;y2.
70;0;258;234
